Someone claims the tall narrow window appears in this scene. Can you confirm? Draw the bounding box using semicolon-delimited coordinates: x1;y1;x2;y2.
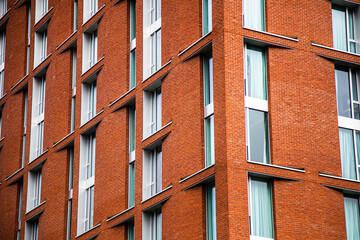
202;0;212;35
66;147;74;240
81;77;96;124
71;49;76;131
82;29;97;73
143;82;162;137
26;5;31;75
0;30;5;97
204;53;214;167
35;0;48;22
34;28;47;67
245;45;270;164
206;183;216;240
22;90;28;167
128;221;135;240
332;4;359;54
249;177;274;239
0;109;2;138
151;87;161;134
77;132;96;235
26;168;42;211
73;0;78;31
143;146;162;199
243;0;265;31
129;0;136;89
344;195;360;240
17;182;23;240
143;208;162;240
30;75;45;161
26;219;39;240
0;0;7;18
128;105;135;207
143;0;161;78
335;66;360;180
83;0;98;23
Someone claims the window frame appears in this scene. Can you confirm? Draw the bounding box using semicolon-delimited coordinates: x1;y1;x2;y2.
243;0;266;31
202;0;212;35
206;182;216;240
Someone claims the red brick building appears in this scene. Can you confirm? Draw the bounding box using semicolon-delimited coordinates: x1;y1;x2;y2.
0;0;360;239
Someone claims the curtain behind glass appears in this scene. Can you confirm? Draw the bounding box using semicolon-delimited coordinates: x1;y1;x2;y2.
344;196;360;240
251;178;273;238
335;68;352;118
332;5;347;51
339;128;357;180
249;109;269;163
246;46;267;100
244;0;264;31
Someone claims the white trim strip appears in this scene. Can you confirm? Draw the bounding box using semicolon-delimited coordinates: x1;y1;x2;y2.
247;160;305;173
107;206;134;222
180;164;214;183
243;27;298;42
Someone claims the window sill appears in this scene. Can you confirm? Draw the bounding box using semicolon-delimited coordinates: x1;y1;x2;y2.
250;235;274;240
76;222;101;238
56;30;77;50
319;171;360;183
141;184;172;203
247;160;305;173
32;53;52;73
10;75;28;91
311;41;360;57
82;4;105;27
243;27;298;42
34;6;53;27
80;109;104;129
108;87;135;107
25;201;46;215
81;56;105;77
142;120;172;142
180;164;215;183
0;92;7;100
0;9;10;22
5;167;24;181
178;31;212;56
142;59;172;83
29;149;49;164
107;206;134;222
52;131;74;147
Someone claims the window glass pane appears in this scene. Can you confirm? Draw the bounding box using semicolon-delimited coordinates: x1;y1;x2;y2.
156;29;161;71
352;71;358;102
335;68;352;118
332;5;348;51
129;162;135;207
204;54;213;106
244;0;265;31
339;128;357;180
156;87;161;131
129;106;136;152
348;10;355;40
69;148;74;190
156;148;162;193
206;183;216;240
205;115;215;166
248;109;270;164
130;0;136;41
250;178;273;238
344;196;360;240
130;50;136;89
71;97;75;131
356;131;360;166
246;46;267;100
128;222;135;240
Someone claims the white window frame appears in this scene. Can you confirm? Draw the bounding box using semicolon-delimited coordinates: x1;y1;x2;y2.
243;0;266;31
82;30;98;73
26;168;42;212
202;0;212;35
206;182;216;240
143;146;162;200
34;29;47;67
30;75;45;162
35;0;48;23
143;208;162;240
77;131;96;235
81;76;97;124
244;44;270;164
83;0;98;23
26;4;31;75
129;105;136;207
17;182;23;240
22;90;28;167
0;30;5;97
129;0;136;89
143;80;162;138
25;219;39;240
143;0;161;79
0;0;7;18
74;0;78;31
71;49;77;131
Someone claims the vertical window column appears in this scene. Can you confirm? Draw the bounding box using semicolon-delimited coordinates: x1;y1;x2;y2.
66;147;74;240
22;90;28;167
129;0;136;89
244;44;270;164
17;182;23;240
82;28;98;73
74;0;78;31
204;53;214;167
71;49;76;132
128;105;135;207
0;30;5;97
202;0;212;35
206;183;216;240
34;26;47;67
26;167;42;212
81;75;97;124
143;81;162;138
26;4;31;75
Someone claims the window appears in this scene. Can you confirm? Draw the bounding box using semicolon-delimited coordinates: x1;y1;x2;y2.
34;28;47;67
335;66;360;180
128;221;135;240
243;0;265;31
202;0;212;35
67;147;74;240
77;131;95;234
0;30;5;97
25;219;39;240
332;4;359;54
0;0;7;18
143;0;161;79
143;82;161;137
30;75;45;161
17;182;23;240
35;0;48;22
344;195;360;240
143;208;162;240
129;105;135;207
0;108;2;138
26;5;31;74
27;168;42;211
248;177;274;240
129;0;136;89
244;44;270;164
74;0;78;31
71;49;76;131
82;30;97;73
83;0;98;23
206;183;216;240
204;53;214;167
22;90;28;167
143;146;162;199
81;76;97;124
